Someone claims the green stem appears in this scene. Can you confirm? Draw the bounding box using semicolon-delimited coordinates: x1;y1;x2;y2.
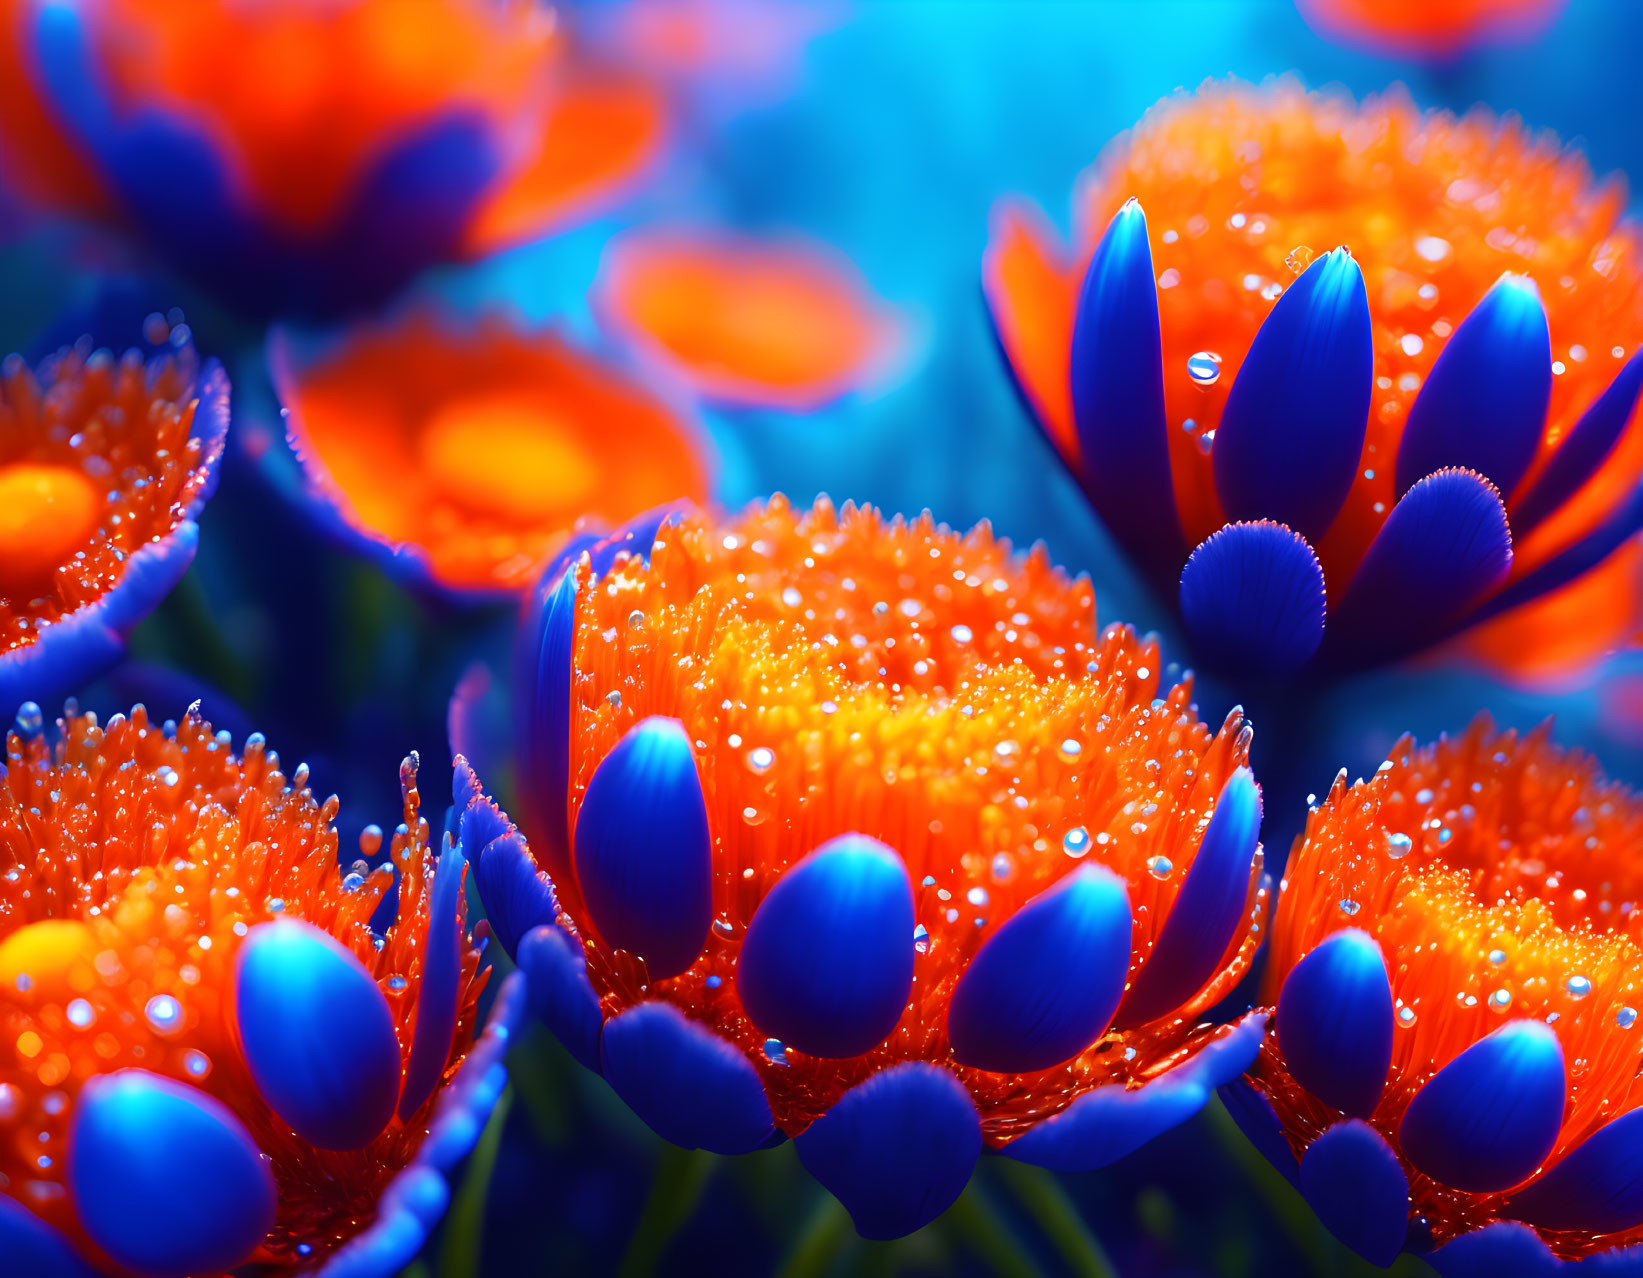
616;1146;719;1278
993;1159;1119;1278
942;1179;1040;1278
437;1087;514;1278
773;1194;854;1278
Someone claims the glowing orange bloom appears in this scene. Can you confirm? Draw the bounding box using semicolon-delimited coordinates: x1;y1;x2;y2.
493;497;1268;1239
984;80;1643;687
0;330;226;712
595;228;906;410
272;308;711;596
1298;0;1566;59
0;702;522;1276
1236;720;1643;1271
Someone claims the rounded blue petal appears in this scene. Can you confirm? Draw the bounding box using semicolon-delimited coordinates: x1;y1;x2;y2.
601;1001;774;1154
472;830;560;962
70;1070;276;1278
1300;1119;1410;1267
398;837;465;1122
795;1062;980;1241
514;568;579;893
1398;1019;1566;1193
1213;247;1373;539
1508;1106;1643;1233
1178;522;1327;678
517;923;605;1072
0;1194;99;1277
1427;1222;1560;1278
1115;767;1261;1027
737;833;914;1059
236;919;401;1150
1219;1079;1300;1186
947;863;1131;1073
574;716;713;980
1396;273;1552;498
1275;928;1394;1119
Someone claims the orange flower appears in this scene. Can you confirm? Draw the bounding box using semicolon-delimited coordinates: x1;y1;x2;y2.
1297;0;1566;58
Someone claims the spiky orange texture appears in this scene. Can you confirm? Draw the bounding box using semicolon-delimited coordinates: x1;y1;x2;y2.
0;342;218;655
555;497;1265;1141
984;80;1643;675
0;705;485;1271
277;309;710;594
1256;719;1643;1256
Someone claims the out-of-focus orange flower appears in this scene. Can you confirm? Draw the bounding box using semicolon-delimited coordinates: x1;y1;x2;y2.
1298;0;1566;59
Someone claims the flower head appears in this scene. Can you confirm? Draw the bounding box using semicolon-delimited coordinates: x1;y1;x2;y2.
0;700;525;1277
594;228;907;411
6;0;664;315
1239;719;1643;1272
984;80;1643;689
490;496;1268;1239
0;326;226;713
1297;0;1566;59
270;307;711;599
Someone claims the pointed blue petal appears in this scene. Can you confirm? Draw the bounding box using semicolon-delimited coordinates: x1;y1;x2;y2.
398;838;465;1122
1002;1011;1267;1172
1428;1222;1560;1278
516;923;604;1073
1396;274;1552;497
235;919;400;1150
1069;199;1184;580
600;1001;774;1154
1508;1106;1643;1233
1300;1120;1410;1267
1213;248;1373;539
1474;478;1643;622
453;755;511;852
473;831;560;962
0;1195;99;1277
738;834;915;1059
70;1070;277;1277
574;716;713;980
1582;1243;1643;1276
1178;523;1326;677
1514;351;1643;532
1115;768;1261;1027
796;1062;980;1241
1219;1079;1300;1186
947;863;1132;1073
513;568;579;893
1274;928;1394;1119
1327;468;1512;663
1398;1019;1566;1193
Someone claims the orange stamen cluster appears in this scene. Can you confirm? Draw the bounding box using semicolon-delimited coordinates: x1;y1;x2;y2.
1258;719;1643;1255
0;342;219;654
0;704;485;1269
559;497;1265;1139
278;310;709;594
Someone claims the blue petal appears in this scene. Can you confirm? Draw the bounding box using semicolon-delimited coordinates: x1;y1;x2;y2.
236;919;401;1150
1398;1019;1566;1193
398;838;465;1122
1508;1106;1643;1233
1513;351;1643;532
517;923;605;1072
574;716;713;980
453;756;512;858
795;1063;980;1241
1002;1011;1267;1172
1474;477;1643;622
0;1195;99;1277
1218;1079;1300;1186
1274;928;1394;1119
1299;1119;1410;1267
600;1001;774;1154
473;831;560;962
738;834;914;1059
947;863;1132;1073
1068;198;1184;581
1327;468;1512;664
1115;768;1261;1027
1427;1222;1560;1278
513;569;579;897
70;1070;276;1278
1178;522;1326;678
1213;248;1373;539
1396;274;1552;497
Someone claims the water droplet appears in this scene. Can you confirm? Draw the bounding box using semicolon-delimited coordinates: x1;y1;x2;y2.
713;919;736;939
1567;974;1593;1000
359;825;383;857
994;740;1020;764
1058;738;1082;762
65;999;94;1028
605;690;622;709
1187;351;1223;386
1338;899;1361;917
1195;428;1216;454
1387;832;1413;859
183;1050;211;1078
763;1039;789;1066
145;995;181;1032
967;887;990;908
13;703;42;737
1146;856;1173;880
1488;949;1507;966
1400;333;1425;357
387;975;408;992
1619;1007;1637;1029
745;746;775;775
913;924;930;955
1397;1006;1417;1027
1063;827;1091;858
1489;988;1512;1013
1284;246;1313;275
950;624;973;645
991;854;1015;882
626;609;646;630
267;898;285;914
705;974;723;989
341;872;365;892
781;586;802;607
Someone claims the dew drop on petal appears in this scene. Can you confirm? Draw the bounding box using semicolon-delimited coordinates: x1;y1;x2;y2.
1146;856;1173;880
1387;832;1413;859
745;746;775;775
1619;1007;1637;1029
1187;351;1223;386
1338;899;1361;917
1063;827;1091;858
1567;974;1593;1000
144;994;181;1032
